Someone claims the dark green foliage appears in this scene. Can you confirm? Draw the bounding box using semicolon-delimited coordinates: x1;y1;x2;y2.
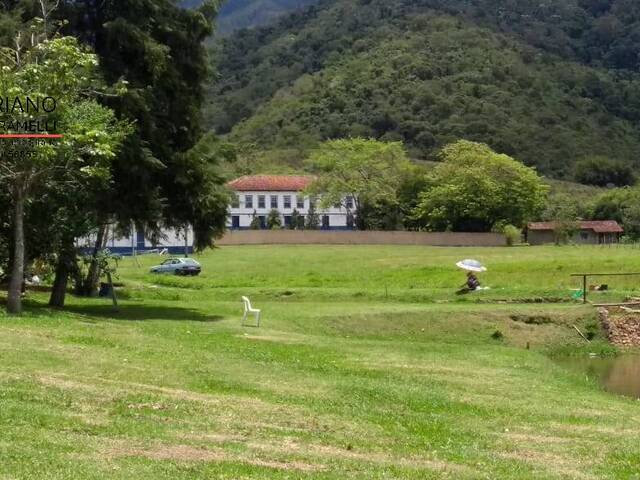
267;209;282;229
290;209;303;229
574;156;636;187
249;210;261;229
305;202;319;230
207;0;640;177
592;187;640;239
49;0;230;250
491;330;504;340
412;141;548;232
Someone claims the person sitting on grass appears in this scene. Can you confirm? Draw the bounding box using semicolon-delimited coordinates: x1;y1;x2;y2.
457;272;481;295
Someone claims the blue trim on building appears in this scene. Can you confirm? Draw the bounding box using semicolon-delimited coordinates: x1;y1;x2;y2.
81;246;194;256
227;227;354;232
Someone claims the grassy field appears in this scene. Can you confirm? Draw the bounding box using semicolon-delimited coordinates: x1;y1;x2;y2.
1;245;640;479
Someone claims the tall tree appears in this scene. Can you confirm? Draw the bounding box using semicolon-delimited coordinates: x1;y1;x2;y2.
306;138;412;230
413;141;548;232
48;0;231;297
0;31;129;313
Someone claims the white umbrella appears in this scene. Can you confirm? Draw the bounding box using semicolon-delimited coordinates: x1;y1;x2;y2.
456;259;487;272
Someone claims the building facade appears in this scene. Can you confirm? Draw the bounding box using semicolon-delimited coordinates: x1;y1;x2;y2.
526;221;624;245
227;175;353;230
78;225;194;255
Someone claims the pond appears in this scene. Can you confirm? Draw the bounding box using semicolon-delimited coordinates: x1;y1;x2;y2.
557;355;640;400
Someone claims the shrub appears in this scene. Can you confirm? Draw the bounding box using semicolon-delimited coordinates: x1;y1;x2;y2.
249;210;261;230
267;209;282;230
502;224;522;246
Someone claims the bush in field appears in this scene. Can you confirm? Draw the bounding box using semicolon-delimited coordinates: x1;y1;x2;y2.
502;225;522;246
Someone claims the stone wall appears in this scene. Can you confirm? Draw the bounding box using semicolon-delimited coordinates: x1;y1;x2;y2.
599;307;640;347
216;230;506;247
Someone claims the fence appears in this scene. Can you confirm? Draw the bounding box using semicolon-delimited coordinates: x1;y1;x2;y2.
216;230;506;247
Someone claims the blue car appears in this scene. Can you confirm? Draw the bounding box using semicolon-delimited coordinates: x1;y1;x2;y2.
150;258;202;276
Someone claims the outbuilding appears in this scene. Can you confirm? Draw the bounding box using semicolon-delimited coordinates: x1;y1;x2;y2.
526;221;624;245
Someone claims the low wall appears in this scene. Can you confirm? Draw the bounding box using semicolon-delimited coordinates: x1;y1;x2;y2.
599;307;640;347
216;230;506;247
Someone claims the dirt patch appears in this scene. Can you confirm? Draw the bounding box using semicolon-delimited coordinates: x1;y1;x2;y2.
503;431;572;446
104;440;324;472
109;444;225;462
499;449;598;479
510;314;553;325
235;333;310;345
246;438;471;473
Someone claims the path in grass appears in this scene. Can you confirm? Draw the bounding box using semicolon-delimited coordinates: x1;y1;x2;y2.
1;245;639;479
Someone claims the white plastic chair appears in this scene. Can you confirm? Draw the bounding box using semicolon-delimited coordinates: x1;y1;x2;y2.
241;296;261;327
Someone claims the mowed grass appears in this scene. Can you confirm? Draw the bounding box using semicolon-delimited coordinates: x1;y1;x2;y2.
1;245;640;479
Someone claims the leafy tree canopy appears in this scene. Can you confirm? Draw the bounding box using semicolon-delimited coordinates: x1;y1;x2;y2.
306;138;412;229
413;140;548;232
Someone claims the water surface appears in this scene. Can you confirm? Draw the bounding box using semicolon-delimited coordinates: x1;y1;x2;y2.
557;355;640;400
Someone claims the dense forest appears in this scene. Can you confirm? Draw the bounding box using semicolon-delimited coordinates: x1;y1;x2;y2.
206;0;640;178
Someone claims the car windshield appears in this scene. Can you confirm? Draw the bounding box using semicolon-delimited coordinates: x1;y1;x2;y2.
183;259;199;265
161;259;175;265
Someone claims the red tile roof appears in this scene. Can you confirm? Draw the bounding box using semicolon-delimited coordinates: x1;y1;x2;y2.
528;221;624;233
227;175;314;192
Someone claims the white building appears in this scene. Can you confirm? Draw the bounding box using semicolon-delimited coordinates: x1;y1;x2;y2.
227;175;354;230
77;225;194;256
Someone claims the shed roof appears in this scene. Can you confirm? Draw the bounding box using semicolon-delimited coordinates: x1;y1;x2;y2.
528;221;624;233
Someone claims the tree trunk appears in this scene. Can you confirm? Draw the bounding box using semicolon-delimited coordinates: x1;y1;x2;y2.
49;243;76;308
82;223;107;297
7;188;25;314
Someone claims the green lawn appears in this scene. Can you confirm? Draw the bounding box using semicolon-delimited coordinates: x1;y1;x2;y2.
1;245;640;479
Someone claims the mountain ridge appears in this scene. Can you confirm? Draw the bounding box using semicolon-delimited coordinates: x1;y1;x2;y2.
205;0;640;178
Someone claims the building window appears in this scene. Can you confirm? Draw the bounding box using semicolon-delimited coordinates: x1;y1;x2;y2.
270;195;278;209
284;195;291;209
284;216;292;228
231;216;240;229
231;194;240;209
322;215;330;230
245;195;253;209
259;216;266;229
346;196;354;209
296;195;305;209
258;195;266;209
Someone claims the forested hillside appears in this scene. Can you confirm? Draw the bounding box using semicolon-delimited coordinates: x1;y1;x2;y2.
182;0;319;33
207;0;640;177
